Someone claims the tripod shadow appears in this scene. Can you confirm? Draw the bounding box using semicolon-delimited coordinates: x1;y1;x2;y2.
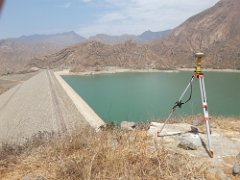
158;131;189;137
198;134;212;157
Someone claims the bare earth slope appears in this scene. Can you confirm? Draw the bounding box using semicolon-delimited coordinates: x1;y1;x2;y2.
0;32;86;75
151;0;240;69
0;70;87;144
31;41;168;72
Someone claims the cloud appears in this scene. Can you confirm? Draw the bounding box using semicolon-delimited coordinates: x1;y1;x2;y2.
77;0;219;37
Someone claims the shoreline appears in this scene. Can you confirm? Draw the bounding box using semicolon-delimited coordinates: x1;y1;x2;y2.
56;68;240;76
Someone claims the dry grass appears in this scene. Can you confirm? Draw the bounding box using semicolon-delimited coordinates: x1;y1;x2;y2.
156;114;240;132
0;116;239;179
0;127;206;180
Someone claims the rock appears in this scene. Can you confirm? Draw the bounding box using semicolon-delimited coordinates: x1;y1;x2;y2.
29;67;40;72
190;126;199;133
233;162;240;176
120;121;136;131
177;139;197;150
236;152;240;161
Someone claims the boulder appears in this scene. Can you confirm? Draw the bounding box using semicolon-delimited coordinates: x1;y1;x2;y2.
190;126;199;133
236;152;240;161
178;139;197;150
121;121;136;131
233;162;240;176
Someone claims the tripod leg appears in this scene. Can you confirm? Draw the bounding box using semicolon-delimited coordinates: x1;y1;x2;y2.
178;76;195;101
158;76;195;135
199;75;213;157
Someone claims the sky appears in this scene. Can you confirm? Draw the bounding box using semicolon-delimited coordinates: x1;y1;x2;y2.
0;0;219;39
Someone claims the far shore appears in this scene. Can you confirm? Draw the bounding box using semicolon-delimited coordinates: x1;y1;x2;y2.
56;68;240;76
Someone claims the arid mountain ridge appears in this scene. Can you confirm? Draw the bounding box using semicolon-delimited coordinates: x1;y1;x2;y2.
0;30;169;75
88;30;171;44
151;0;240;69
30;40;168;71
2;0;240;74
33;0;240;72
0;31;86;74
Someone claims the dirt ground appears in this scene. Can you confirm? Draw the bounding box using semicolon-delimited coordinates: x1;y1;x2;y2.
0;70;87;145
0;71;39;95
148;120;240;179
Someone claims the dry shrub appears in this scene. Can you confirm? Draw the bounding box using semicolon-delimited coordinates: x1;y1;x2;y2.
157;114;240;132
55;128;203;180
210;116;240;131
0;131;55;173
0;127;205;179
0;131;53;160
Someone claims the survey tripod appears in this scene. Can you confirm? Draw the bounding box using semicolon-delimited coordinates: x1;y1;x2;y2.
159;52;214;158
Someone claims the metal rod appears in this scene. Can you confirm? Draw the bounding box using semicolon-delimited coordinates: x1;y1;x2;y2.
199;76;213;157
158;76;195;135
158;109;175;135
178;76;195;101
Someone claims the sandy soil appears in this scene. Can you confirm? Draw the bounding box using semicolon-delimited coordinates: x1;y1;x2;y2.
0;71;40;95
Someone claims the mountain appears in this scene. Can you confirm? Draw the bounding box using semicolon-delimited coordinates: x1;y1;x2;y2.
151;0;240;69
17;31;86;47
89;34;137;44
138;30;171;42
0;31;86;74
5;0;240;74
30;40;168;71
89;30;170;44
32;0;240;72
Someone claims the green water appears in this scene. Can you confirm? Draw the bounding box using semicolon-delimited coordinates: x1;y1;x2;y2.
62;72;240;124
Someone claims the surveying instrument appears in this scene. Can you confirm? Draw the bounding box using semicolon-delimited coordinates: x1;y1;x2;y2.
159;52;214;158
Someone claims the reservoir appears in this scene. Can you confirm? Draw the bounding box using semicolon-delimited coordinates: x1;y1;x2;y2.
62;71;240;124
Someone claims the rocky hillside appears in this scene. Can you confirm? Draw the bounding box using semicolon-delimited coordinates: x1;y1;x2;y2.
151;0;240;69
30;41;169;71
6;0;240;73
0;31;86;75
0;29;171;75
33;0;240;72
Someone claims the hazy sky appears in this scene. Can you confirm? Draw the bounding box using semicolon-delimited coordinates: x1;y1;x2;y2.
0;0;218;39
